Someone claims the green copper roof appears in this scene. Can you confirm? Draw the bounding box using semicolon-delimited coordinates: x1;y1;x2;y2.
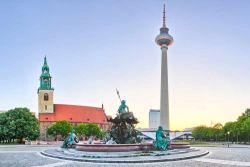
41;56;50;75
39;56;53;90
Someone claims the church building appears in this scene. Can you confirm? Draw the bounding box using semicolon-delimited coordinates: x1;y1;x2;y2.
38;57;111;140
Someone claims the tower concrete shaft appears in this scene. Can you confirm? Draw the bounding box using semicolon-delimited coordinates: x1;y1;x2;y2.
160;44;169;130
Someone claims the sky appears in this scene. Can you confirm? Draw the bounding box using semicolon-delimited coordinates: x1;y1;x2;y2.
1;0;250;130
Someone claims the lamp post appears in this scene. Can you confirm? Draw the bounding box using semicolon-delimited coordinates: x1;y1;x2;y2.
227;131;230;148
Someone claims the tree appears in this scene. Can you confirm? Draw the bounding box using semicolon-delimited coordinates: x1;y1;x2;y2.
74;123;87;140
191;108;250;143
193;124;224;141
97;130;106;139
192;125;208;141
4;108;40;143
207;127;215;141
223;122;234;134
213;123;223;129
47;120;72;140
74;123;102;139
236;109;250;142
0;113;8;143
241;117;250;143
84;123;102;138
213;123;224;141
238;109;250;122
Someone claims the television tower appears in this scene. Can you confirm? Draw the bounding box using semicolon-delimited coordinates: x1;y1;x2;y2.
155;4;174;130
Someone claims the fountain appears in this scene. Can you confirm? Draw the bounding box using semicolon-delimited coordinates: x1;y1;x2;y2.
75;90;153;152
41;91;208;162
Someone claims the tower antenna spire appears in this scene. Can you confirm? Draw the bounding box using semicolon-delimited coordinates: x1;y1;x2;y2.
163;4;166;27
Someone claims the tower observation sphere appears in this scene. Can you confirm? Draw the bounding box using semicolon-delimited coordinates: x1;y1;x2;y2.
155;27;173;46
155;4;174;130
155;4;174;47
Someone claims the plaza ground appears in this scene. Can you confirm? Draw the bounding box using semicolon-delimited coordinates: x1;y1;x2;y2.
0;145;250;167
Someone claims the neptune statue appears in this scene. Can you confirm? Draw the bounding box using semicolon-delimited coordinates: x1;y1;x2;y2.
107;90;141;144
118;100;129;114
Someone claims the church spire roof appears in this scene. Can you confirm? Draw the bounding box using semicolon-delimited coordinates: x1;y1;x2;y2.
41;55;50;75
44;56;47;65
39;56;53;90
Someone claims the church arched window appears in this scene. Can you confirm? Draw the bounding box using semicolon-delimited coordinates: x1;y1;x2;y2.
44;93;49;101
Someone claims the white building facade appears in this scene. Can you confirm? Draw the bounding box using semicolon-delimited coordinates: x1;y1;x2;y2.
149;109;160;129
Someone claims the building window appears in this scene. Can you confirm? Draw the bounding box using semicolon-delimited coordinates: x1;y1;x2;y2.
44;93;49;101
45;105;47;111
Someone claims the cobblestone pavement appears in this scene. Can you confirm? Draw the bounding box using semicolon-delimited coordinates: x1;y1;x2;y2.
0;145;250;167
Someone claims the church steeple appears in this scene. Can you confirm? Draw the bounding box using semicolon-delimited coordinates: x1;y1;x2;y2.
38;56;54;114
39;56;53;90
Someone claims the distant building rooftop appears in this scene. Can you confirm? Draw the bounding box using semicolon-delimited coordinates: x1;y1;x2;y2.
149;109;160;112
39;104;111;124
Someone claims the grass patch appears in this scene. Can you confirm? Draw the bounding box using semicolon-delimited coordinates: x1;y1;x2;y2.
190;141;223;147
0;142;22;145
171;141;190;144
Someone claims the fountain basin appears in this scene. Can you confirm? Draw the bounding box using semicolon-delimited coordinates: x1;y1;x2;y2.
170;143;190;149
75;143;190;152
76;143;152;152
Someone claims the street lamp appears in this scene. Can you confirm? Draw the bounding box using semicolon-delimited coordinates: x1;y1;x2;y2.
227;131;230;148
